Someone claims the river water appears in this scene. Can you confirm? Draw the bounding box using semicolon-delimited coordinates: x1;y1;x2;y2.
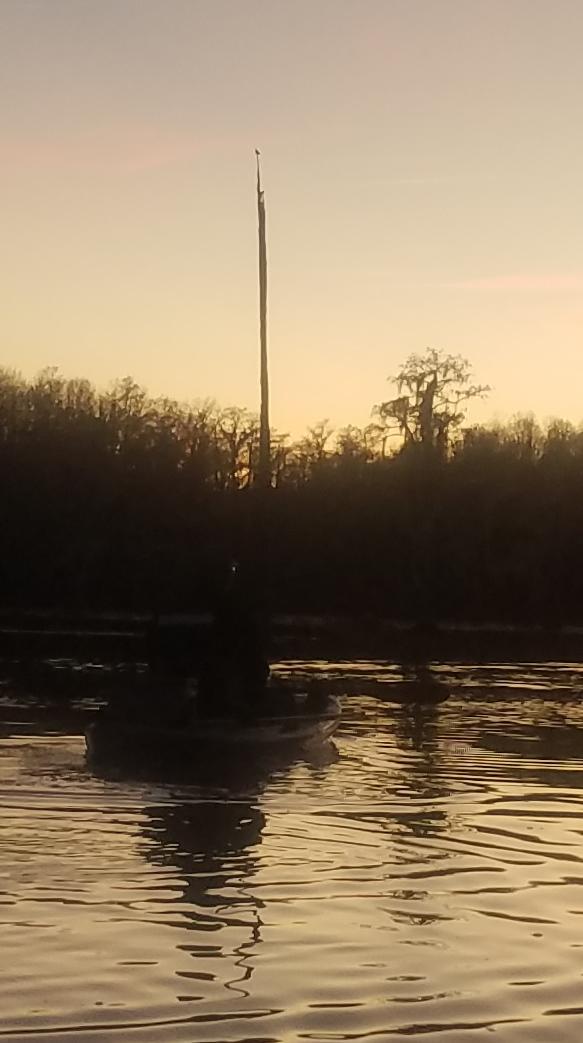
3;660;583;1042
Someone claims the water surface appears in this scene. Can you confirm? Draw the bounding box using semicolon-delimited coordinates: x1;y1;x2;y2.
2;661;583;1041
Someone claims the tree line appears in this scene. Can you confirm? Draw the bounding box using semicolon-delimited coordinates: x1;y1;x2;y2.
1;353;582;624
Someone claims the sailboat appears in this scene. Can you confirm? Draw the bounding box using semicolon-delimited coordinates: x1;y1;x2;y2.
85;154;341;762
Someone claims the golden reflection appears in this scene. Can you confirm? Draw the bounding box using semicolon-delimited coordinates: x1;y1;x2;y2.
130;744;338;1003
142;796;266;999
5;675;583;1038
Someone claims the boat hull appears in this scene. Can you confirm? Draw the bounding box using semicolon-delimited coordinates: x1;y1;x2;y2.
85;697;340;761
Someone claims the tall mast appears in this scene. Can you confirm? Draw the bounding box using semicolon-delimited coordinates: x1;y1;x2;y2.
256;149;270;486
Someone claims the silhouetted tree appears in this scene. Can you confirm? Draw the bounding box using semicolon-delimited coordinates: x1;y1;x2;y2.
375;348;489;456
1;364;583;624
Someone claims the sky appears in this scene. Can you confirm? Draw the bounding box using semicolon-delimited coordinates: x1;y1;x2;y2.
1;0;582;435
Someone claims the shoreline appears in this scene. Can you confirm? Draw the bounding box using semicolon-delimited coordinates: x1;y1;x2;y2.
0;611;582;665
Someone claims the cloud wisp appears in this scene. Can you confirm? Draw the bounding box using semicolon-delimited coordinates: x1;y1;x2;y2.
444;273;583;292
0;125;228;174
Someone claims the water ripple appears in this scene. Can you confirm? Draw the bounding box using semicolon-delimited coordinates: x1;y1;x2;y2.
3;662;583;1040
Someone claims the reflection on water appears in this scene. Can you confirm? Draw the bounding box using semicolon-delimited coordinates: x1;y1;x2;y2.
3;661;583;1041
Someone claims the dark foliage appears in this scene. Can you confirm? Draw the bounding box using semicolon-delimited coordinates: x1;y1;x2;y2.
1;366;582;624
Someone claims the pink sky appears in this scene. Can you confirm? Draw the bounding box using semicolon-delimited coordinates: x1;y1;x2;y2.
1;0;582;432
